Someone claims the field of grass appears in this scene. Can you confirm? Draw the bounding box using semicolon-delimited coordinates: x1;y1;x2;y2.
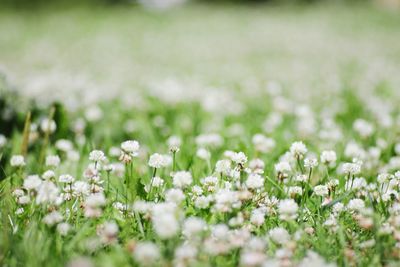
1;2;400;267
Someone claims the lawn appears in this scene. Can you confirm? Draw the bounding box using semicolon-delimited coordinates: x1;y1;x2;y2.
1;2;400;267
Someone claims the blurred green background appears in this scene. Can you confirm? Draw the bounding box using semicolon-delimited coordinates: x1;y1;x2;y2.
1;0;399;108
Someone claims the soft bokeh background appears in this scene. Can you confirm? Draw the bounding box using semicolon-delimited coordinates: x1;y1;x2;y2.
1;0;400;110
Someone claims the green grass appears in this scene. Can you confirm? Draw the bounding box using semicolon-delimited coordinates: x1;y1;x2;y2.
1;2;400;267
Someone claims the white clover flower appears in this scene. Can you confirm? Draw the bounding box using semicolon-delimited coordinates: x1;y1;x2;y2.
152;203;179;239
109;147;121;157
174;244;198;263
10;155;25;167
224;150;236;159
84;193;106;218
121;140;140;155
172;171;193;188
123;120;137;134
66;151;80;163
73;118;86;133
194;195;211;209
148;153;168;168
215;159;231;175
72;181;90;197
229;213;244;227
299;250;336;267
269;227;290;245
192;185;203;196
45;155;60;167
133;242;160;265
43;211;63;226
276;248;293;259
249;158;265;173
275;161;292;178
344;141;365;159
110;162;125;177
332;202;344;214
97;221;119;244
246;236;266;251
85;193;106;207
103;164;114;172
314;185;329;197
345;177;367;190
42;170;55;180
278;199;298;221
23;175;42;191
327;179;339;190
15;208;24;215
40;119;57;133
250;209;265;226
324;215;338;232
112;202;126;213
347;198;365;212
389;203;400;215
241;241;266;265
150;176;164;188
252;134;275;153
13;189;25;198
263;111;283;132
196;148;211;160
382;191;397;202
211;224;229;239
240;250;266;266
231;152;247;165
133;200;153;214
290;141;307;159
287;186;303;197
57;222;71;236
245;173;264;189
295;174;307;183
353;119;374;138
18;195;30;205
89;150;106;162
359;239;376;249
120;140;140;163
320;150;337;166
304;157;318;168
30;123;38;132
85;106;103;122
368;147;381;161
229;169;241;180
213;189;240;213
66;257;93;267
165;188;185;203
162;154;172;166
59;174;75;183
377;173;392;184
342;162;361;175
182;217;206;238
167;135;181;152
195;133;223;148
202;175;218;187
229;228;251;249
36;181;60;204
55;139;73;152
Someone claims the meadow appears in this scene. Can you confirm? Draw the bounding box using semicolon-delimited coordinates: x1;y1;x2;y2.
1;2;400;267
